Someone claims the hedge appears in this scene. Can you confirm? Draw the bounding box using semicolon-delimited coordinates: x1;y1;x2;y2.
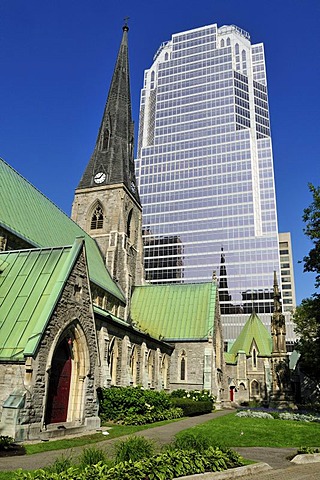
171;397;213;416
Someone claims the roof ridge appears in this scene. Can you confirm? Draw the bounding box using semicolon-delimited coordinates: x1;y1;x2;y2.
135;281;212;289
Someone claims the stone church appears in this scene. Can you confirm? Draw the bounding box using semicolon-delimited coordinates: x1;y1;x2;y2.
0;25;290;441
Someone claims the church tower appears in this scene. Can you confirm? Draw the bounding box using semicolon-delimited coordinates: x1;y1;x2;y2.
271;271;286;355
270;271;293;404
71;24;144;318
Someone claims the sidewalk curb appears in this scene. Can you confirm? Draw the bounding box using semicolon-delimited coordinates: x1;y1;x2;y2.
174;462;272;480
291;453;320;464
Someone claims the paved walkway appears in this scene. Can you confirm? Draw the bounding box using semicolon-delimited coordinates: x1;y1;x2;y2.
1;410;319;479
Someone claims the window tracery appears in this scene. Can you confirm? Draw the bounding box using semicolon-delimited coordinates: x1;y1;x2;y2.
91;204;104;230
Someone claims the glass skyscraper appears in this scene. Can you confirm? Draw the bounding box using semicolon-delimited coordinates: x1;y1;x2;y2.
136;23;290;341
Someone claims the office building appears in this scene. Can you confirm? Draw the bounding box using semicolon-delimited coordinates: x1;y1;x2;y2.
279;232;297;313
136;22;294;341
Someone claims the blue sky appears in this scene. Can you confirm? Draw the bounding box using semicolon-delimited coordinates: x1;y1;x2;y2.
1;0;319;303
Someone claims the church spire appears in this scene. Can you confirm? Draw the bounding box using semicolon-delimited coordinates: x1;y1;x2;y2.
77;23;140;203
271;270;286;354
218;247;232;312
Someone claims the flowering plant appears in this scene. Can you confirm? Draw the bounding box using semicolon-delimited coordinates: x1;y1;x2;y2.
279;412;320;423
170;389;215;403
236;409;273;420
236;409;320;423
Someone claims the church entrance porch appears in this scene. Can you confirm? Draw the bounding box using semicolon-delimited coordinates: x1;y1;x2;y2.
45;338;72;425
41;321;99;438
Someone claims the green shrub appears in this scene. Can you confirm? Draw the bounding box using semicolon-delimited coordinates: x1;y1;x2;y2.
120;406;183;425
98;386;173;422
14;445;244;479
46;455;73;474
114;435;155;463
171;397;213;416
98;386;184;424
217;445;245;468
0;435;14;451
297;403;320;414
297;446;320;454
78;447;109;468
14;466;81;479
172;430;211;453
107;446;244;480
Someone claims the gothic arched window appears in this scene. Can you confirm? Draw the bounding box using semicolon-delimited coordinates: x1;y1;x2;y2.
252;348;257;368
108;337;118;385
226;37;231;46
147;350;154;386
127;209;134;240
130;345;138;385
161;354;169;389
91;204;104;230
180;350;186;381
251;380;259;397
220;39;225;48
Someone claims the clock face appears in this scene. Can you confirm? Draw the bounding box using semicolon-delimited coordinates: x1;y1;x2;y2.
94;172;106;184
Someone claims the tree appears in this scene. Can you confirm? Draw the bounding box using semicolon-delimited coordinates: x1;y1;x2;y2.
294;295;320;381
294;184;320;383
302;184;320;288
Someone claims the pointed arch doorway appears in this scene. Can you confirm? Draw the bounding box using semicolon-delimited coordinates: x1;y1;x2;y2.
45;338;72;424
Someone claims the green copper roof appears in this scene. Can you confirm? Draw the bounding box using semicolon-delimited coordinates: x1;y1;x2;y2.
130;282;217;340
0;158;125;303
0;239;84;360
228;311;272;359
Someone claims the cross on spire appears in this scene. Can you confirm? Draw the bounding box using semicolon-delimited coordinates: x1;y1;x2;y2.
123;16;129;31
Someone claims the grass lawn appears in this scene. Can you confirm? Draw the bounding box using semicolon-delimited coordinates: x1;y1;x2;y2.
0;473;15;480
176;412;320;448
24;418;183;455
1;412;319;478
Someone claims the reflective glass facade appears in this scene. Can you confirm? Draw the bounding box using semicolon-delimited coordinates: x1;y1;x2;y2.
136;24;284;340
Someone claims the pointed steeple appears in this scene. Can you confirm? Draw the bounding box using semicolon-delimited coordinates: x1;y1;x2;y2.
271;271;287;354
218;247;233;312
77;24;140;203
273;270;281;312
219;247;228;290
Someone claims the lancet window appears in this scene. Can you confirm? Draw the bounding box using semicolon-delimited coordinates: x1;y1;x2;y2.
91;204;104;230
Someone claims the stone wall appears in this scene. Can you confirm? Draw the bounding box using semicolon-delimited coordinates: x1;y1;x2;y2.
96;316;173;391
0;227;33;251
226;354;271;404
71;185;145;318
169;341;211;393
0;364;26;437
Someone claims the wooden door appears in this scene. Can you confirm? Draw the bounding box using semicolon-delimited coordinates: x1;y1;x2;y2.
45;339;72;424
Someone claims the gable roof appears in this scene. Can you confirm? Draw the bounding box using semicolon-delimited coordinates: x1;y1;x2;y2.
227;311;272;361
0;239;87;361
0;158;125;303
130;282;217;341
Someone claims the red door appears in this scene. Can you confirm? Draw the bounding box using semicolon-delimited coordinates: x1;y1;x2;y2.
230;387;234;402
45;339;72;424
